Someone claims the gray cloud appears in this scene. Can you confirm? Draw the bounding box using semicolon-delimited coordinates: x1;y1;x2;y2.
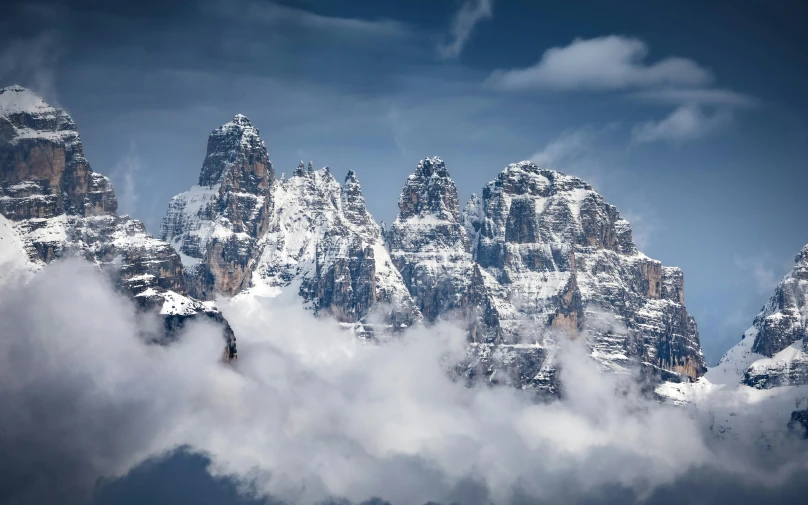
489;35;713;91
0;31;62;104
437;0;493;60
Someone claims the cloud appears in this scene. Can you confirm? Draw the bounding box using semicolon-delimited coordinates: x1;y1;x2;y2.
1;259;807;505
733;255;790;296
109;139;143;217
631;104;732;143
437;0;493;60
633;88;758;107
488;35;712;91
0;31;62;103
529;124;618;169
204;0;411;39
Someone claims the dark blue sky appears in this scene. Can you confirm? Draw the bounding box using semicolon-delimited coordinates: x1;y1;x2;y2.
1;0;806;363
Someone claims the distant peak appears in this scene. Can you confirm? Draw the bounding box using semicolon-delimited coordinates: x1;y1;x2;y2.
345;169;358;183
307;161;314;173
230;114;252;126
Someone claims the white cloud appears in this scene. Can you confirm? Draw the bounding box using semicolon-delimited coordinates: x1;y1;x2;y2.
2;259;806;505
489;35;712;91
631;104;731;143
437;0;493;60
529;124;617;168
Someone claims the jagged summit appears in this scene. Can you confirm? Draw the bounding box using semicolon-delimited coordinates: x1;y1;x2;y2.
230;113;252;126
397;156;462;223
198;114;268;187
0;88;236;358
0;85;57;117
162;113;274;299
388;157;477;323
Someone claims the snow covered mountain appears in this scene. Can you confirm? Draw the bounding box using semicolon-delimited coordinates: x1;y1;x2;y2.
655;242;808;440
711;244;808;390
162;121;420;335
387;159;705;392
0;85;236;358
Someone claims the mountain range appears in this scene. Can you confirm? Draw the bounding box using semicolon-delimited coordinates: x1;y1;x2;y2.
1;84;806;432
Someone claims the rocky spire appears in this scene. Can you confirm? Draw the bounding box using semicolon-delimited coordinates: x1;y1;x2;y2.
397;156;462;223
294;160;307;177
341;169;375;234
162;114;275;299
387;157;477;323
198;114;272;189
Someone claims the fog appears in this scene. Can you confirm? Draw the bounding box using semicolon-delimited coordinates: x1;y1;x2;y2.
0;260;806;505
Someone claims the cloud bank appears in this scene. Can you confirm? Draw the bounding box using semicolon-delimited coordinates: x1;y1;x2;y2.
0;260;807;505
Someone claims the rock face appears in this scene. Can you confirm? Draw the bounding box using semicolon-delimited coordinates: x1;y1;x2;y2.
253;166;420;333
715;244;808;389
164;124;421;335
389;159;705;392
162;115;273;300
0;85;236;359
387;157;479;325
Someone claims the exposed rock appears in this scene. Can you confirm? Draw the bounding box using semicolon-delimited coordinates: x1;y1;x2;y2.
0;85;235;359
390;159;705;392
713;243;808;389
387;157;479;326
460;162;703;383
252;164;420;334
161;114;273;300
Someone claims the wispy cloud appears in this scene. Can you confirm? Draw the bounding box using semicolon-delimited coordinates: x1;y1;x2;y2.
488;35;712;91
633;88;758;107
109;140;142;217
437;0;493;60
631;104;732;143
733;255;788;296
0;31;62;104
529;124;617;168
203;0;411;39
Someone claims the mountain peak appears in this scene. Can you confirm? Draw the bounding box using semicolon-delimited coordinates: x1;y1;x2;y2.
0;85;56;117
197;114;269;187
416;156;448;178
399;157;460;222
294;161;307;177
230;113;252;126
345;169;358;184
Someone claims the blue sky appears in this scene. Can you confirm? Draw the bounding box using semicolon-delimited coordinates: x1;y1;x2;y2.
2;0;806;363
